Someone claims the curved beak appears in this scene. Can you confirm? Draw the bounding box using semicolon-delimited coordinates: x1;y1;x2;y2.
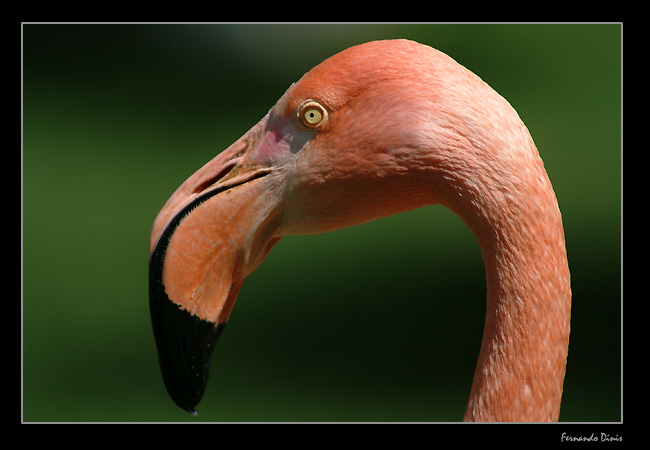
149;113;285;413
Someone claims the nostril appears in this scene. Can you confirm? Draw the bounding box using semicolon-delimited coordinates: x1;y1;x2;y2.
192;162;236;195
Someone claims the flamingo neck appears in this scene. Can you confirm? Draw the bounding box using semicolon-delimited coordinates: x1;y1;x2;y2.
445;148;572;422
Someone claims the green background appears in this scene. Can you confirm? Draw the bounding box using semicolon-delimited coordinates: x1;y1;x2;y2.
23;24;621;422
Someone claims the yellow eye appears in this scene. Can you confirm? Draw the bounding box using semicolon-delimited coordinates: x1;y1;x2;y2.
298;100;328;128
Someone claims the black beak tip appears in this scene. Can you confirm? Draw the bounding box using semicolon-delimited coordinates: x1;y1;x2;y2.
149;260;226;414
153;297;226;414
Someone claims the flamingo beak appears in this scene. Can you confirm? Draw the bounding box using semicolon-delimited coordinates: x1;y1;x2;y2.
148;113;285;413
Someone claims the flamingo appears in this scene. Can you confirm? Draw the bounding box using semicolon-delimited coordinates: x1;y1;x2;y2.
148;39;571;422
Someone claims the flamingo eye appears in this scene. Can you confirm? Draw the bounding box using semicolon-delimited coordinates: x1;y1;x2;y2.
298;100;328;128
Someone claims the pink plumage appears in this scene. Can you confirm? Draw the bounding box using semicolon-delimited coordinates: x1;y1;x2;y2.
149;39;571;421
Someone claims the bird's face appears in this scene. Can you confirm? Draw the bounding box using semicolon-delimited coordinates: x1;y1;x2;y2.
148;40;470;412
150;42;441;321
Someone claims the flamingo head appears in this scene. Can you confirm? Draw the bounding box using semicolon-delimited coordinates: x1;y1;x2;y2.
148;39;527;413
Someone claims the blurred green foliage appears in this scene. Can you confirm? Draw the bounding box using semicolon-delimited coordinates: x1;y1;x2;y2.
23;24;621;422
